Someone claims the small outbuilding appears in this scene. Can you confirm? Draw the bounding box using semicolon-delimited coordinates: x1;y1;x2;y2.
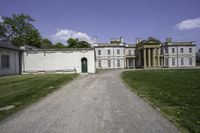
0;41;23;76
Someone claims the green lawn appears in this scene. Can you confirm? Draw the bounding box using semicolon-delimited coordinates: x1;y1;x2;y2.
0;74;77;121
121;69;200;133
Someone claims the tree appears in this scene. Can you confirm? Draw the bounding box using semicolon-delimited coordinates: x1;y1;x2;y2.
52;42;66;48
0;14;42;47
40;38;53;48
67;38;78;48
67;38;91;48
77;41;91;48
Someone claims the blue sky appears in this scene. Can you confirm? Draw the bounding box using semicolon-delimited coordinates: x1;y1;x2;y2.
0;0;200;47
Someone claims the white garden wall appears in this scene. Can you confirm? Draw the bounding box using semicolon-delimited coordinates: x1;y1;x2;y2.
22;49;96;73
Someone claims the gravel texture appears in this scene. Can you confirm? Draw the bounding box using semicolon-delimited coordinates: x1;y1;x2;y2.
0;70;180;133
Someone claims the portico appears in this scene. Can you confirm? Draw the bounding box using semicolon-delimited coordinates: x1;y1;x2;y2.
136;37;162;68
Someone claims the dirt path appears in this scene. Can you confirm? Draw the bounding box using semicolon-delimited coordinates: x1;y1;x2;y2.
0;70;180;133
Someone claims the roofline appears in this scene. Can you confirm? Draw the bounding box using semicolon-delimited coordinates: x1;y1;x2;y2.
162;42;196;47
25;48;94;51
94;45;125;48
162;44;196;47
0;46;23;51
125;46;136;48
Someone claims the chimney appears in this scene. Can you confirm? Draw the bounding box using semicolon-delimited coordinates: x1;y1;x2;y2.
136;38;142;44
166;38;172;43
93;36;97;44
120;36;124;44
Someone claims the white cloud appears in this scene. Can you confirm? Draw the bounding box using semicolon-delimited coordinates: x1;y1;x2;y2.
51;29;93;45
176;17;200;30
0;16;3;23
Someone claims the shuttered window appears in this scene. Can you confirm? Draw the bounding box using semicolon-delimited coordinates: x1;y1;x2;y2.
117;60;120;67
108;60;111;67
1;55;10;68
98;60;101;67
189;58;192;65
107;49;110;55
181;58;184;65
172;58;175;66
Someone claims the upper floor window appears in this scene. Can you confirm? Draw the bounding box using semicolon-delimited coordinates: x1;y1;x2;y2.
107;49;111;55
181;48;184;53
98;50;101;55
128;50;131;55
117;49;120;55
172;48;175;53
189;48;192;53
1;55;10;68
181;58;184;65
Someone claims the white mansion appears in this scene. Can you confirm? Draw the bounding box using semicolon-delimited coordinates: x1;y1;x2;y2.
94;37;196;69
0;37;196;75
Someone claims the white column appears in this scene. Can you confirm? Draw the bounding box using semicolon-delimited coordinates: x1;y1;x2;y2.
143;49;146;67
153;48;156;67
157;48;160;67
148;48;151;67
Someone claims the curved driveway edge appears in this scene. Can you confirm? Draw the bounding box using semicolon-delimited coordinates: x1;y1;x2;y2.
0;70;180;133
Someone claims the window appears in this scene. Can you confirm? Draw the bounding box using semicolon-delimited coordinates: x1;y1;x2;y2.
1;55;10;68
107;49;110;55
165;58;168;66
98;60;101;67
98;50;101;55
189;58;192;65
189;48;192;53
165;48;168;54
172;58;175;66
172;48;175;53
181;48;184;53
128;50;131;55
117;60;120;67
181;58;184;65
108;60;111;67
117;49;120;55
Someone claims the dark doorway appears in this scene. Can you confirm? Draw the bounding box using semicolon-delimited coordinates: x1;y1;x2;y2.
81;58;88;73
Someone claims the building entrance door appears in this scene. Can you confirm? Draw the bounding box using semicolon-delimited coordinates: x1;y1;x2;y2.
81;58;88;73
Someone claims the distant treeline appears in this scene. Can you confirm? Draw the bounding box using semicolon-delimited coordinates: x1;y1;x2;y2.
0;14;91;48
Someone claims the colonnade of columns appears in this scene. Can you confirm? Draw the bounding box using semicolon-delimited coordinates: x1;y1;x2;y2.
143;48;160;67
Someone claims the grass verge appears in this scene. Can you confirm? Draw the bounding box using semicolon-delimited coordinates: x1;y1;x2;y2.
121;69;200;133
0;74;77;121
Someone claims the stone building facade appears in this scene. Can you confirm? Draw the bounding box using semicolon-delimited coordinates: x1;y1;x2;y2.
0;37;196;76
94;38;136;69
95;37;196;69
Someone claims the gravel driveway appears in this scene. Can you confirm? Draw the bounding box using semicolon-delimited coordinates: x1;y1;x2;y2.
0;70;180;133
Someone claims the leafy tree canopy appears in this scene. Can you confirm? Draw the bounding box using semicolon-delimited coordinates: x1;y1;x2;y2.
52;42;66;49
67;38;91;48
67;38;79;48
40;38;53;48
0;13;42;47
77;41;90;48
